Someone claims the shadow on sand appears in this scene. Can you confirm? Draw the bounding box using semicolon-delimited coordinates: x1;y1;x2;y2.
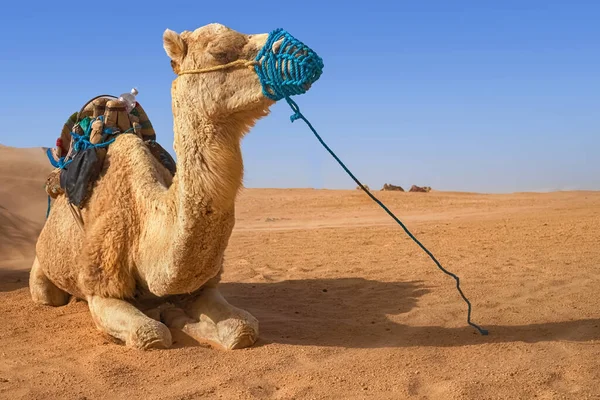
220;278;600;349
2;273;598;349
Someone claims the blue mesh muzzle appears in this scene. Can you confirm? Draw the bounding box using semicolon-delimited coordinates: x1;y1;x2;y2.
254;28;324;101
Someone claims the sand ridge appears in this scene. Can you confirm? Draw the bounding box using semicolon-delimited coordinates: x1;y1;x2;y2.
1;145;599;399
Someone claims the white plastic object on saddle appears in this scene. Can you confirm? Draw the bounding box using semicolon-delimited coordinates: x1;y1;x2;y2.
118;88;139;113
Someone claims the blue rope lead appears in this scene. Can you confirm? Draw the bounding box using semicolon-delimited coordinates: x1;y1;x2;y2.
46;195;51;219
285;96;488;336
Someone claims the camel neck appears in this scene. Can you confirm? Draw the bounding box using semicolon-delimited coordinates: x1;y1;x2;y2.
139;106;244;295
169;107;244;217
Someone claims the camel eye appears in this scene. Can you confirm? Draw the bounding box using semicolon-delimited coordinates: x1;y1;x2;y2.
211;50;232;62
207;40;241;64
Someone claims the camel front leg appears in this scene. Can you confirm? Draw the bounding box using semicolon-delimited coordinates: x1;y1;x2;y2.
88;296;172;349
161;287;258;350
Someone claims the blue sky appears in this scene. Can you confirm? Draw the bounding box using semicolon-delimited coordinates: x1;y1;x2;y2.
0;1;598;193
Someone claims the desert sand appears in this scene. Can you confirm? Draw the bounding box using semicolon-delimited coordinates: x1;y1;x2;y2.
1;144;599;399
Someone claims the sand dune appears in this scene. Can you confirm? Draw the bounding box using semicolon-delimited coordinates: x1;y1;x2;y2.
0;145;51;269
0;205;41;261
1;145;600;399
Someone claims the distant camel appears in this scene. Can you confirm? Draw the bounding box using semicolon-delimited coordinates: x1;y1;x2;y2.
409;185;432;193
381;183;404;192
356;185;370;191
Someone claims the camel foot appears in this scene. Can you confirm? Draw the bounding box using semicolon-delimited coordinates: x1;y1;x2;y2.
89;296;172;350
29;256;70;306
163;288;258;350
128;319;173;349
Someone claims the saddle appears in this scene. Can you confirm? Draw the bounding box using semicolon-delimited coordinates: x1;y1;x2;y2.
45;93;176;208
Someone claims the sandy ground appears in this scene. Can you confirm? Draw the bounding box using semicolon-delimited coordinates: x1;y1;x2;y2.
1;144;600;399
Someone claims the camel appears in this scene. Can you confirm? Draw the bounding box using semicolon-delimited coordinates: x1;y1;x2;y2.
30;23;318;350
381;183;404;192
409;185;432;193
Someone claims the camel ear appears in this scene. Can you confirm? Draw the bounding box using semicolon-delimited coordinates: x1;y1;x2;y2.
163;29;187;63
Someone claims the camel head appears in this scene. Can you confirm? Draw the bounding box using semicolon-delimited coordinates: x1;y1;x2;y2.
163;23;323;126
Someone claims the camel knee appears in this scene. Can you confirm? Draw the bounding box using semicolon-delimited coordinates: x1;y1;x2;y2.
88;296;172;350
29;257;70;306
127;319;173;350
182;288;259;350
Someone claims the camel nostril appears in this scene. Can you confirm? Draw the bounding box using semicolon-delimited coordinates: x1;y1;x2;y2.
271;38;283;53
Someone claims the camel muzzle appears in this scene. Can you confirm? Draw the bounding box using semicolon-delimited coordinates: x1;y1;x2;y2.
254;28;324;101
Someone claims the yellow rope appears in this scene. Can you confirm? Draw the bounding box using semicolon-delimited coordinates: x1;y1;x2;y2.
177;59;258;76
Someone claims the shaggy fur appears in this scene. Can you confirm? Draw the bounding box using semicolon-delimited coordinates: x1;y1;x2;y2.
30;23;285;350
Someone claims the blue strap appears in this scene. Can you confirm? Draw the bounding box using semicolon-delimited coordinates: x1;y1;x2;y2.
46;148;62;168
46;195;51;219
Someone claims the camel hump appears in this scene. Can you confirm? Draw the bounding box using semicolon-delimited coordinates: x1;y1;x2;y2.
45;93;175;208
